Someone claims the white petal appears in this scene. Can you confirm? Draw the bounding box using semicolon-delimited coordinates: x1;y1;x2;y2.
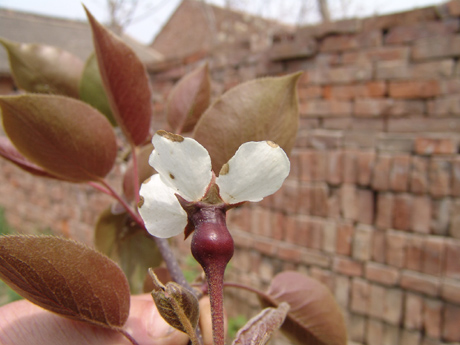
216;141;290;204
138;174;187;238
150;131;212;201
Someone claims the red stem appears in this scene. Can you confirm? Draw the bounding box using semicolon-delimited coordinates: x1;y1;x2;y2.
204;264;226;345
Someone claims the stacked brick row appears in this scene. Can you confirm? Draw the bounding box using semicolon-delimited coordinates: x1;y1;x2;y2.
222;2;460;345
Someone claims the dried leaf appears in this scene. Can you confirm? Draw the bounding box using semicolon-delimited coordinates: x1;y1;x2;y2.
95;208;162;294
79;53;116;125
149;269;200;343
84;7;152;146
260;271;347;345
0;235;130;330
193;72;301;172
0;38;83;98
232;302;289;345
0;136;61;179
167;63;211;133
0;94;117;182
122;143;155;202
143;267;172;293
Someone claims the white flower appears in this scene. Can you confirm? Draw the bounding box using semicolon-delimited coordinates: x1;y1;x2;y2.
138;131;290;238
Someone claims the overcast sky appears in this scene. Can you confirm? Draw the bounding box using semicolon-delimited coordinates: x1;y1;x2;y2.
0;0;447;44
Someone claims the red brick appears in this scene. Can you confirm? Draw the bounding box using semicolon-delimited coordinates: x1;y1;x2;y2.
365;262;399;286
336;220;354;255
285;214;301;244
357;150;376;186
327;150;343;185
351;278;370;314
429;158;451;197
311;183;329;217
334;257;363;277
405;234;424;271
310;267;335;292
423;298;442;339
270;211;285;241
372;155;392;191
343;149;357;183
376;193;394;230
383;288;403;325
366;319;384;345
404;293;424;330
279;181;300;214
400;330;421;345
443;304;460;342
428;95;460;116
341;184;357;221
383;324;400;345
252;237;276;256
412;34;460;60
306;217;324;250
298;151;313;182
388;117;460;133
301;249;331;267
400;270;440;296
372;229;387;263
276;243;302;262
327;188;341;219
450;199;460;239
431;198;451;236
376;60;411;80
354;98;425;117
310;151;327;181
385;20;460;44
343;46;409;63
309;130;343;150
297;183;312;215
308;64;373;84
448;0;460;16
410;156;429;194
415;137;458;155
444;239;460;279
320;30;381;52
411;196;432;234
441;278;460;304
452;157;460;197
322;220;337;254
353;224;373;261
422;236;445;276
386;230;406;268
389;80;440;99
357;189;374;225
298;85;323;100
390;155;410;192
323;81;386;100
300;99;353;117
393;194;413;231
334;275;350;309
369;284;386;319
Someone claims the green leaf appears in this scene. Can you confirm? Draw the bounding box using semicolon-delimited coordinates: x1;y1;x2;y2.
0;94;117;182
193;72;302;172
0;235;130;330
167;63;211;134
84;7;152;146
79;53;116;125
232;303;289;345
0;38;83;98
259;271;347;345
95;208;162;293
0;136;61;179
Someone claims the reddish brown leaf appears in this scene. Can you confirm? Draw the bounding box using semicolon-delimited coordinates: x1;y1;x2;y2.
167;63;211;134
84;7;152;146
233;302;289;345
193;72;301;172
122;143;155;202
0;94;117;182
260;271;347;345
0;136;61;179
0;235;130;330
0;38;83;98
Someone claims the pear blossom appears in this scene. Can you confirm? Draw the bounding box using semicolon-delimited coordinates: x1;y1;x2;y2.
138;130;290;238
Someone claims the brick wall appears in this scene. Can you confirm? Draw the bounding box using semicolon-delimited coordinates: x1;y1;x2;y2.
2;2;460;345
